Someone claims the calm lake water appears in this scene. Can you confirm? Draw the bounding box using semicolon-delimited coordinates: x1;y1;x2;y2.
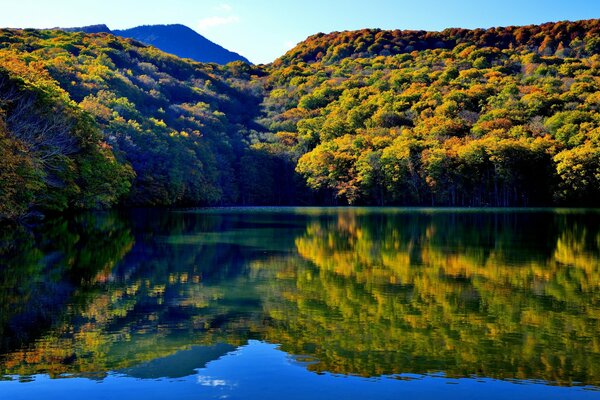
1;207;600;399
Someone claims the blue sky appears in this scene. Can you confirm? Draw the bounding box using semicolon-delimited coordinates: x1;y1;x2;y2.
1;0;599;63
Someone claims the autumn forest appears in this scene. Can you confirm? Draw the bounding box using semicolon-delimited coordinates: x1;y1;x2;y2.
1;19;600;220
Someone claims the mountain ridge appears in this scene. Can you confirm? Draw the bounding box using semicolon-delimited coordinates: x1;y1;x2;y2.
276;18;600;65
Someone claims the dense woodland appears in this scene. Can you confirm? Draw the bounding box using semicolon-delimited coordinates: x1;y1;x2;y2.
1;19;600;219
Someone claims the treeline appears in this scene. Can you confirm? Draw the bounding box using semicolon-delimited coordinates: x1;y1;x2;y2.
1;20;600;219
276;19;600;66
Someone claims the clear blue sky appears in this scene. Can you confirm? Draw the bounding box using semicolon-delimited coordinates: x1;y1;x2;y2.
1;0;599;64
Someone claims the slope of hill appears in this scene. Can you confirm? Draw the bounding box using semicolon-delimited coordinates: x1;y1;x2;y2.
261;19;600;206
0;27;274;220
113;24;250;64
0;56;133;219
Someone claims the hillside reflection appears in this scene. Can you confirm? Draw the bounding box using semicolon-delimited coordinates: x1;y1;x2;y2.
1;209;599;386
260;211;600;385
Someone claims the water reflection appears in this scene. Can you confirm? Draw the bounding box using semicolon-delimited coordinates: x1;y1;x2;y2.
0;208;599;388
262;211;600;385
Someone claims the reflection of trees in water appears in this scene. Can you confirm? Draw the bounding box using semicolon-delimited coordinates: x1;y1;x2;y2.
1;210;599;386
259;211;600;385
0;211;273;379
0;213;134;354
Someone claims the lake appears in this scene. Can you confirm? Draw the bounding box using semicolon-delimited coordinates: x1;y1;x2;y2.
1;207;599;399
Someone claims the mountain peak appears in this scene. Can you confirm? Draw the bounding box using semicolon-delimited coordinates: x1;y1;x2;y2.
113;24;250;65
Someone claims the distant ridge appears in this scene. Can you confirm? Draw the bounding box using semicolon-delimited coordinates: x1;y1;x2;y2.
59;24;112;34
113;24;250;64
60;24;250;65
276;18;600;66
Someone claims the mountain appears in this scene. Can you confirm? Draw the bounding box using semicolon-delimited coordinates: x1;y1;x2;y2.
113;24;250;64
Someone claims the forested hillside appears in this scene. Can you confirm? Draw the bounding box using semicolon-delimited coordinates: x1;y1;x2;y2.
0;59;132;219
262;19;600;206
1;19;599;219
0;28;283;220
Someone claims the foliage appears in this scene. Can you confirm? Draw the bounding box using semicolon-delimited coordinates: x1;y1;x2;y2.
0;28;267;218
0;66;133;219
260;19;600;205
2;19;600;218
275;19;600;66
